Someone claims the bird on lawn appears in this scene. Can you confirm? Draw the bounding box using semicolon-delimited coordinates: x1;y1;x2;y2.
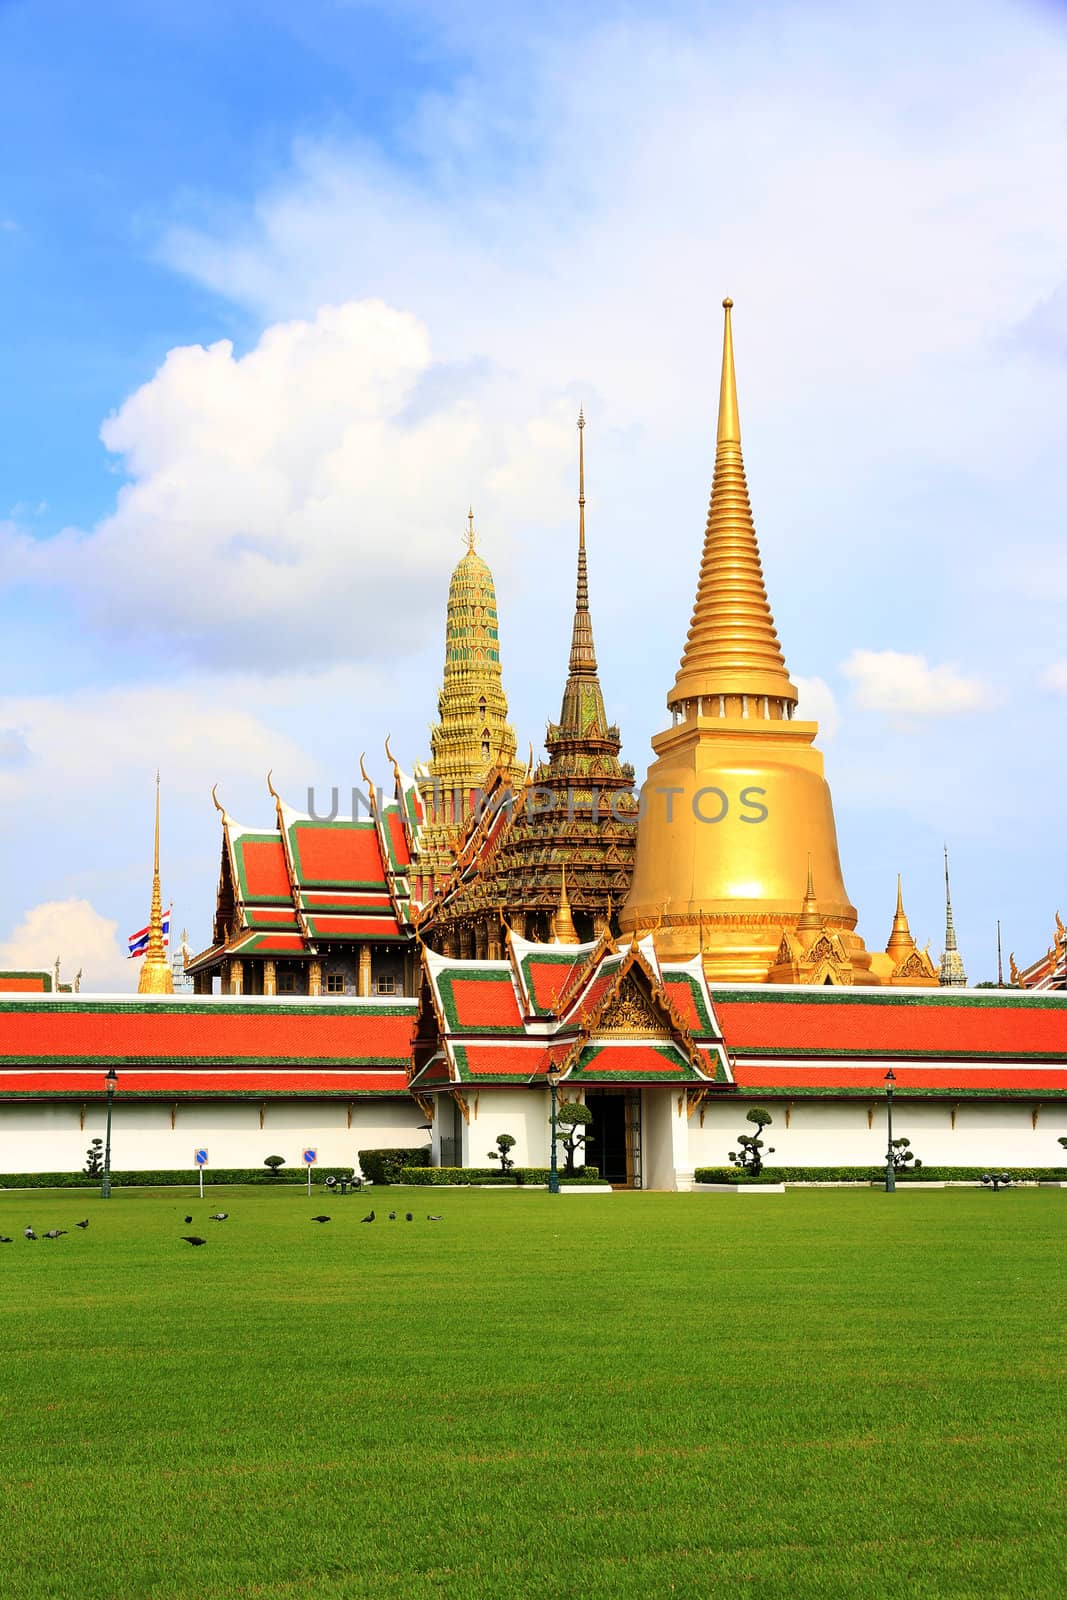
75;1219;89;1230
209;1212;229;1222
181;1236;207;1246
427;1215;444;1222
310;1215;331;1223
43;1229;68;1239
388;1210;396;1221
405;1213;413;1222
184;1215;193;1225
360;1210;375;1223
24;1227;37;1240
0;1236;12;1244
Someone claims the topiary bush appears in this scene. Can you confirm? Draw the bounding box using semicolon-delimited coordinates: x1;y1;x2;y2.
263;1155;286;1178
357;1147;431;1185
692;1166;1062;1185
556;1103;593;1176
487;1134;516;1176
728;1108;775;1176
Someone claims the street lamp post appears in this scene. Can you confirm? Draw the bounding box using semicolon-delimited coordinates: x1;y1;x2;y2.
884;1069;896;1193
101;1067;118;1200
546;1064;562;1195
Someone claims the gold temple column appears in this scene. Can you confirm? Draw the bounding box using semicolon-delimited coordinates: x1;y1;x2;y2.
263;958;277;997
229;958;243;995
487;929;502;960
309;959;322;997
474;921;488;960
358;946;373;997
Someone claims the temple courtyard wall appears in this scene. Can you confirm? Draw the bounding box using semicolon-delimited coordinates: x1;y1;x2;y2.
0;1097;426;1177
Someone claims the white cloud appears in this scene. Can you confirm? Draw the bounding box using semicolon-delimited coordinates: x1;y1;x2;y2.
794;676;840;740
0;301;576;670
841;650;986;717
0;899;127;992
1040;660;1067;695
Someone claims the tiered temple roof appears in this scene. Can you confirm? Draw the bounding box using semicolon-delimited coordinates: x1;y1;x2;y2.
187;761;426;993
409;929;734;1093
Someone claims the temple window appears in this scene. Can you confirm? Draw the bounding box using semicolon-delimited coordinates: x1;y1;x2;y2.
325;972;346;994
374;974;398;995
278;969;297;994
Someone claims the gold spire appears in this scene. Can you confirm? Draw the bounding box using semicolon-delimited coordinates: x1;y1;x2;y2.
552;865;581;946
886;874;917;961
796;855;822;933
668;298;798;713
569;408;597;673
466;506;477;553
138;772;174;995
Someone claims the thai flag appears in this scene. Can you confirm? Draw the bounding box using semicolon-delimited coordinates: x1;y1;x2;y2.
128;907;171;959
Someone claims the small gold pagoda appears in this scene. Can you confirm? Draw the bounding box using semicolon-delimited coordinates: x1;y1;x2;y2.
137;773;174;996
620;299;878;983
414;511;524;898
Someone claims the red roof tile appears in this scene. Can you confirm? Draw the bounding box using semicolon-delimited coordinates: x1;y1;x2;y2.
445;974;523;1031
290;823;386;887
715;995;1067;1059
236;837;291;900
731;1064;1067;1091
0;1070;409;1095
0;1003;416;1066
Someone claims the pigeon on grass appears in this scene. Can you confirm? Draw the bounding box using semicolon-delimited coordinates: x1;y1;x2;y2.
405;1213;413;1222
427;1215;444;1222
24;1227;37;1240
310;1215;331;1224
0;1236;12;1244
75;1219;89;1230
184;1215;193;1225
181;1236;208;1247
209;1213;229;1222
43;1229;68;1239
360;1210;375;1223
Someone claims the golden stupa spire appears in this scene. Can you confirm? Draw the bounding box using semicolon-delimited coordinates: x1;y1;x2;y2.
796;855;822;933
138;772;174;995
885;874;917;961
668;298;798;715
552;865;581;946
466;506;477;553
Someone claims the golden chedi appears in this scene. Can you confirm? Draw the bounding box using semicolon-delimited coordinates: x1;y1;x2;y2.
621;299;878;983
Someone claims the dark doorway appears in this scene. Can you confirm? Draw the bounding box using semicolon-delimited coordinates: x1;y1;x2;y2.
585;1090;632;1185
439;1096;463;1167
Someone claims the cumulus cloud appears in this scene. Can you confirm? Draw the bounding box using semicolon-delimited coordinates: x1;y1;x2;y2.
794;676;840;740
841;650;986;717
0;899;128;992
1040;660;1067;695
0;301;576;670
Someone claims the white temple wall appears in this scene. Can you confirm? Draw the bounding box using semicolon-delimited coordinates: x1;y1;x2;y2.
687;1098;1067;1171
0;1098;428;1176
642;1087;692;1190
458;1090;548;1169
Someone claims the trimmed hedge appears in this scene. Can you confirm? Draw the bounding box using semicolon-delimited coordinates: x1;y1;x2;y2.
357;1147;431;1185
400;1165;601;1187
0;1167;359;1190
693;1165;1067;1185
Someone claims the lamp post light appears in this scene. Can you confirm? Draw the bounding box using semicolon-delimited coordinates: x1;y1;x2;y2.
884;1069;896;1193
101;1067;118;1200
546;1064;562;1195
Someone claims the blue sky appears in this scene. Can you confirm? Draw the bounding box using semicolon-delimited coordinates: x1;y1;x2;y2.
1;0;1066;986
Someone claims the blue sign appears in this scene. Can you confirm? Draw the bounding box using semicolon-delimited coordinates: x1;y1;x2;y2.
194;1148;209;1167
303;1147;318;1165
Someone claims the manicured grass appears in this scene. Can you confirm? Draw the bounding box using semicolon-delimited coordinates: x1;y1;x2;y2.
0;1186;1063;1600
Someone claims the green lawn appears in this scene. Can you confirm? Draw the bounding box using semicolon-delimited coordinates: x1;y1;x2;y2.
0;1185;1063;1600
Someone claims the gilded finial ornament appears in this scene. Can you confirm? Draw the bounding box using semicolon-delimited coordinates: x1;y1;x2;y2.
137;772;174;996
1009;952;1021;985
466;507;477;553
211;783;224;815
266;769;280;802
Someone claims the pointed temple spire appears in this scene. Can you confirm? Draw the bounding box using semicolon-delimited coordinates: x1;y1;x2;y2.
796;855;822;933
466;506;477;553
886;874;918;962
138;772;174;995
668;299;798;716
552;865;581;946
938;845;967;987
569;409;597;674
